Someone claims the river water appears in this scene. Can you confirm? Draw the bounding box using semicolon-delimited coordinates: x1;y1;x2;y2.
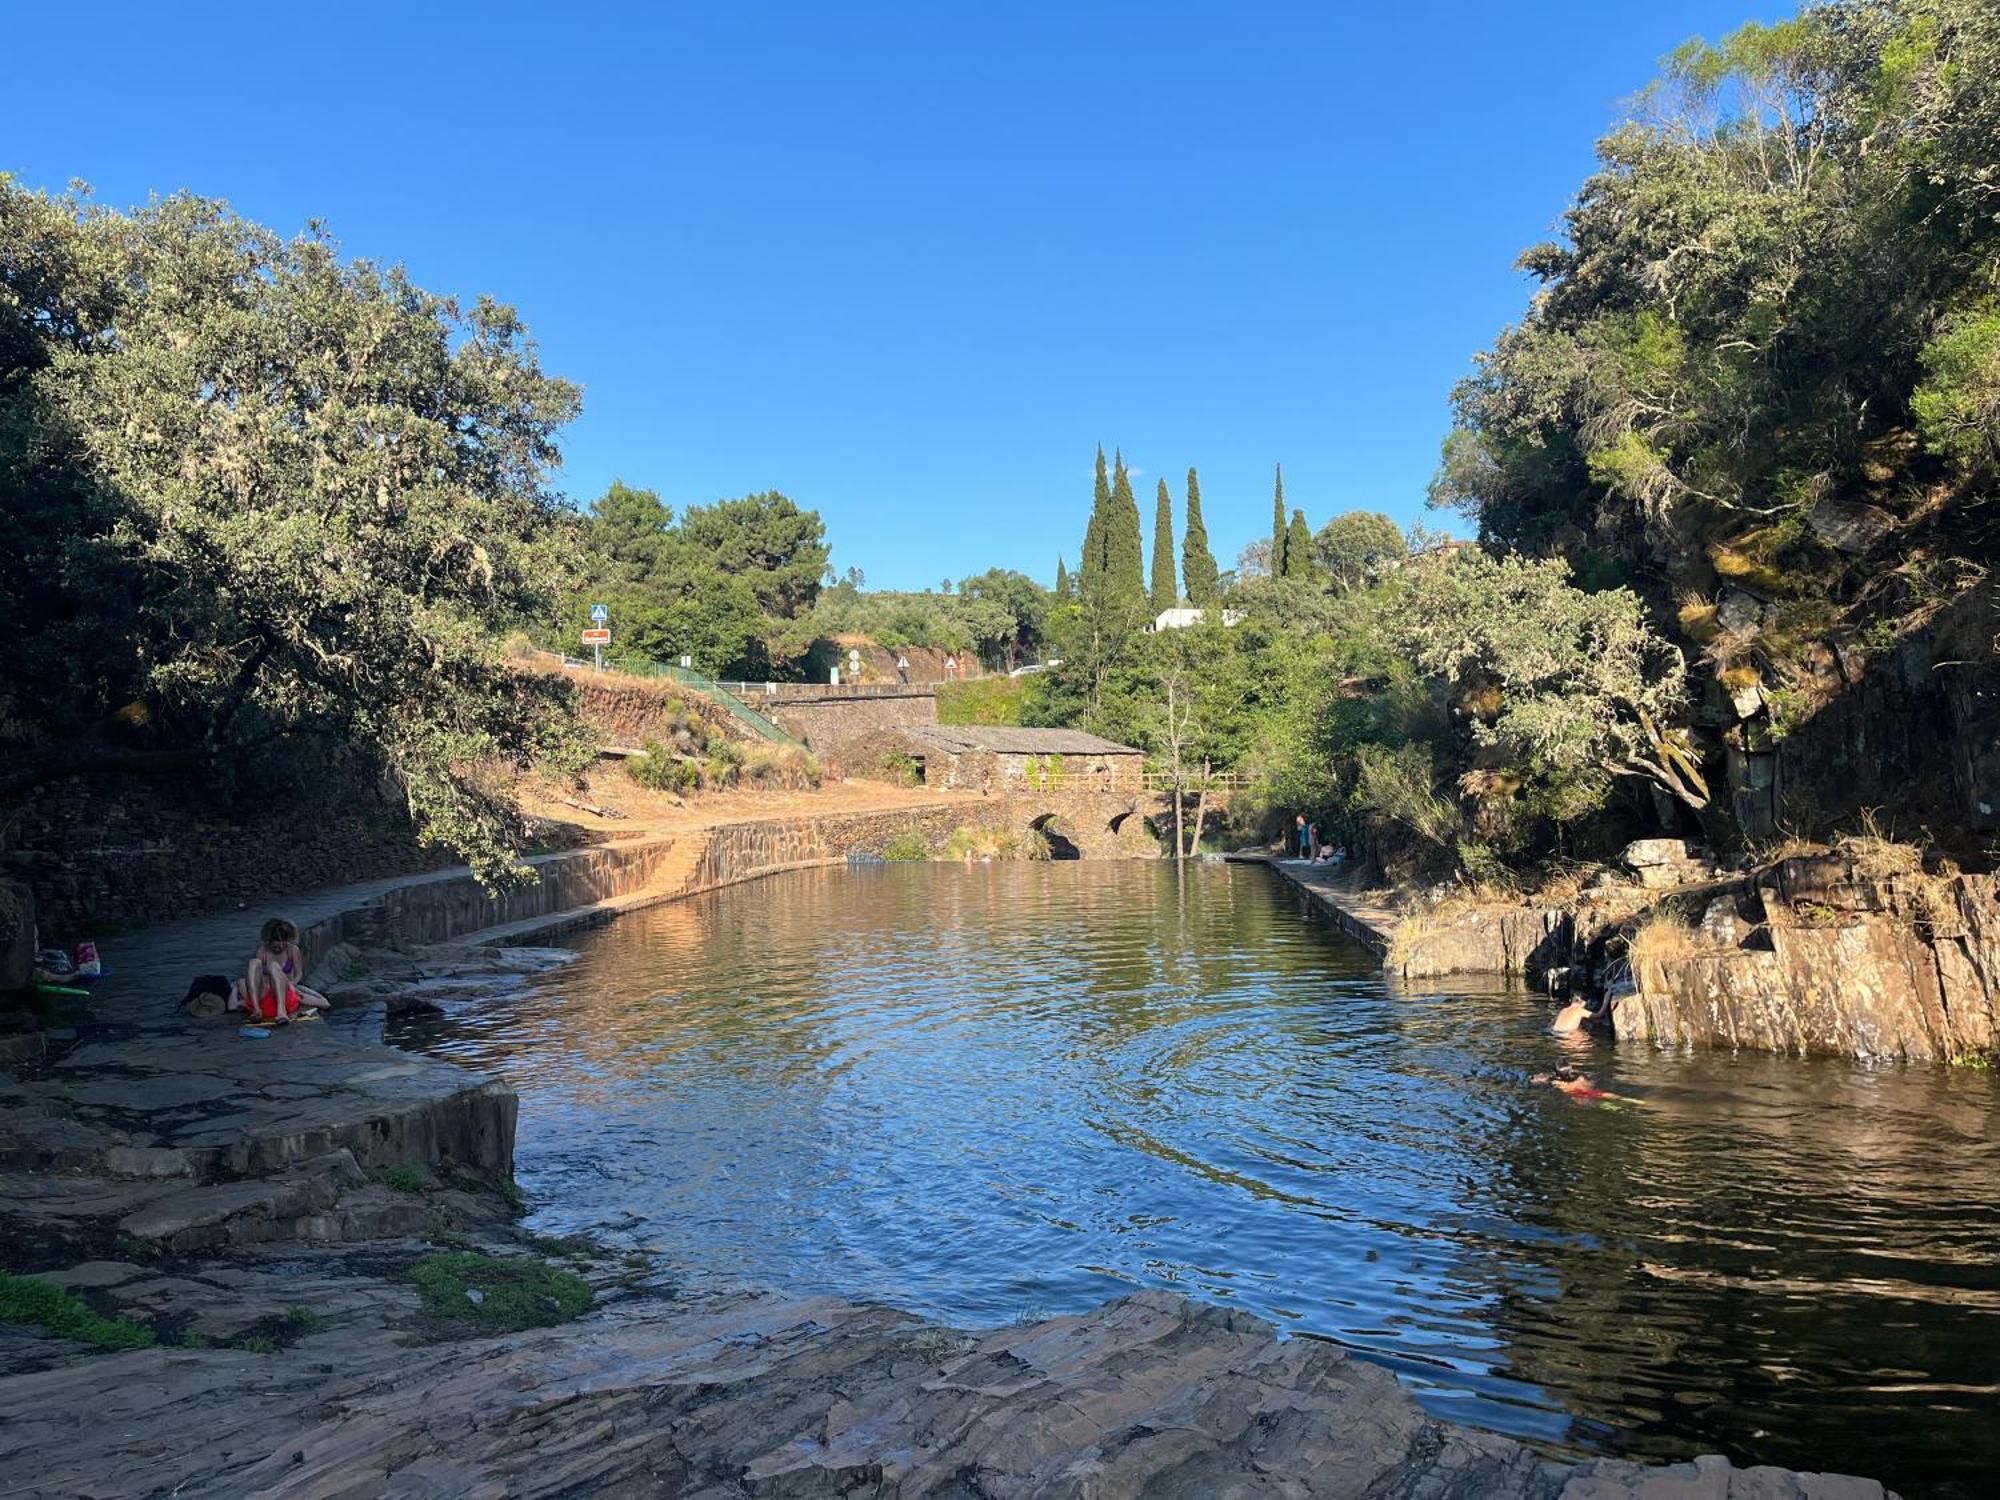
393;862;2000;1498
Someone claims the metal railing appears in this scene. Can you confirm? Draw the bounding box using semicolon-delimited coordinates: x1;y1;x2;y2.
1140;768;1254;793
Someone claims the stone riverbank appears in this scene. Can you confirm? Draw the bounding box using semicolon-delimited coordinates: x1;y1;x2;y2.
0;825;1900;1496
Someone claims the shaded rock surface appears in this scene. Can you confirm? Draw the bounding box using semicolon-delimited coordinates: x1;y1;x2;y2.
0;1280;1895;1499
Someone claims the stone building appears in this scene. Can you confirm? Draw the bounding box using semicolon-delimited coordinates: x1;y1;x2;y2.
893;725;1144;793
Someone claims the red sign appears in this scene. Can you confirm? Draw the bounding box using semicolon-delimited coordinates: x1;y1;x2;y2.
580;628;611;645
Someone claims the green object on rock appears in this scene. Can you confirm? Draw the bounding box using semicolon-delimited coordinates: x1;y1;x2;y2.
404;1252;592;1331
0;1271;155;1350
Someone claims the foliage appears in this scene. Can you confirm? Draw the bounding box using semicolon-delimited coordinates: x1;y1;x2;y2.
579;483;825;678
810;569;1050;671
882;831;931;861
1383;551;1703;816
1149;478;1178;613
1283;509;1318;581
1181;467;1220;607
1271;465;1288;577
937;676;1024;725
404;1252;593;1331
0;1271;155;1349
1313;511;1407;589
0;181;592;880
1429;0;2000;854
627;737;699;793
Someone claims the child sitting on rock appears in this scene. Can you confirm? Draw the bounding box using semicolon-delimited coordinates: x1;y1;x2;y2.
242;917;327;1023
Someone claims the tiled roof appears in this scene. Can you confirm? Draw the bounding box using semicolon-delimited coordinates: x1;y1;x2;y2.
898;725;1141;756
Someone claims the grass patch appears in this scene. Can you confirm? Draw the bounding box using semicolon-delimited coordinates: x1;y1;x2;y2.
373;1164;428;1193
1626;905;1698;969
404;1252;593;1331
0;1271;155;1350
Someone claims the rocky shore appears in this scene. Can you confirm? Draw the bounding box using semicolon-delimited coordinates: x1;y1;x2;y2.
1257;840;2000;1064
0;850;1902;1497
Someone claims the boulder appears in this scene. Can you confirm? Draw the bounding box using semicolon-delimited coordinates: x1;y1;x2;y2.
1621;838;1688;869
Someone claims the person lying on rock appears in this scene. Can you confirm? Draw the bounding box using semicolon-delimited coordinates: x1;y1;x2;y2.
242;917;329;1023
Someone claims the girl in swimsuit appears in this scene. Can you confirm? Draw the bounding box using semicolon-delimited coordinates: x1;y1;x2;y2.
244;917;329;1023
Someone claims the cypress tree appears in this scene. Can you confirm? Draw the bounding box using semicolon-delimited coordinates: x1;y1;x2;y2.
1181;466;1219;607
1272;464;1288;577
1054;555;1069;597
1106;449;1147;613
1149;478;1177;614
1080;445;1111;599
1285;508;1318;581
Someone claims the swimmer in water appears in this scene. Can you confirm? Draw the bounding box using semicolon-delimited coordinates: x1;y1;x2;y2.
1531;1064;1618;1102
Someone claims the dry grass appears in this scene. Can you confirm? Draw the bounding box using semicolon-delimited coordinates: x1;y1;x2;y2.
1626;905;1698;970
1677;595;1721;644
1387;904;1441;973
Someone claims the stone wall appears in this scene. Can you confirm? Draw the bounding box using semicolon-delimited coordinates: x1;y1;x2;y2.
767;690;937;758
2;771;456;942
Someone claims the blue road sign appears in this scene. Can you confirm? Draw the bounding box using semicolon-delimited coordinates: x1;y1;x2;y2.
589;603;609;624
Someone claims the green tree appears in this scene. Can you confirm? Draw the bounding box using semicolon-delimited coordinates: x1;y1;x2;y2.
1105;450;1147;614
1;184;590;878
1054;555;1070;598
1313;511;1406;590
1181;466;1220;607
1271;464;1287;575
676;490;829;675
1283;508;1318;581
1149;477;1177;614
1078;445;1110;599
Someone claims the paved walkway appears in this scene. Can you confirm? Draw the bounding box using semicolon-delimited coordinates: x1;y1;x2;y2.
1227;852;1398;954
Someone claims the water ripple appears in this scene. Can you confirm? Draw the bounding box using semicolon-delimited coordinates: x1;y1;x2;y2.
392;862;2000;1500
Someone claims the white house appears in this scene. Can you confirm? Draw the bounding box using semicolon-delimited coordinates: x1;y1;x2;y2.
1148;607;1244;633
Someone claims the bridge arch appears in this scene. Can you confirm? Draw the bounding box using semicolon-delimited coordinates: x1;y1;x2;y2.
1028;812;1081;860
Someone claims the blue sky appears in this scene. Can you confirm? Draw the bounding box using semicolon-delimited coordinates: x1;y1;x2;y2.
6;1;1789;590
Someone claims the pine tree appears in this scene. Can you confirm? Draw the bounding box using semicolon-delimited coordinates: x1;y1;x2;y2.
1285;508;1318;581
1149;478;1177;614
1106;449;1147;613
1181;466;1219;606
1272;464;1288;577
1054;555;1069;597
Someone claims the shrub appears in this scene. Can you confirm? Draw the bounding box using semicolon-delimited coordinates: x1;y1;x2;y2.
627;738;697;793
882;832;931;861
884;752;922;787
943;826;1023;860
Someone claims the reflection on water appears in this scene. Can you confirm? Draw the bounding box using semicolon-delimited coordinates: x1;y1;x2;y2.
394;863;2000;1498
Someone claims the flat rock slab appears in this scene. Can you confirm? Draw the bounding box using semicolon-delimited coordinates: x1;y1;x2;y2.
0;1289;1894;1499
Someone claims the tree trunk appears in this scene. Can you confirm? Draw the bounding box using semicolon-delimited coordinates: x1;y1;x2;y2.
1189;781;1209;861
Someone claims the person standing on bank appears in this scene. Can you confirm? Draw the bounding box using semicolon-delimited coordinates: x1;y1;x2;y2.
897;652;910;683
1295;814;1309;859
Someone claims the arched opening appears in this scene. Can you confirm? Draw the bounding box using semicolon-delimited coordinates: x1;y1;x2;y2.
1029;812;1081;860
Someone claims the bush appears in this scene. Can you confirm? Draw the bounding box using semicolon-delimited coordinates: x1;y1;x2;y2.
882;831;932;861
627;738;698;793
943;825;1023;860
884;752;922;787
